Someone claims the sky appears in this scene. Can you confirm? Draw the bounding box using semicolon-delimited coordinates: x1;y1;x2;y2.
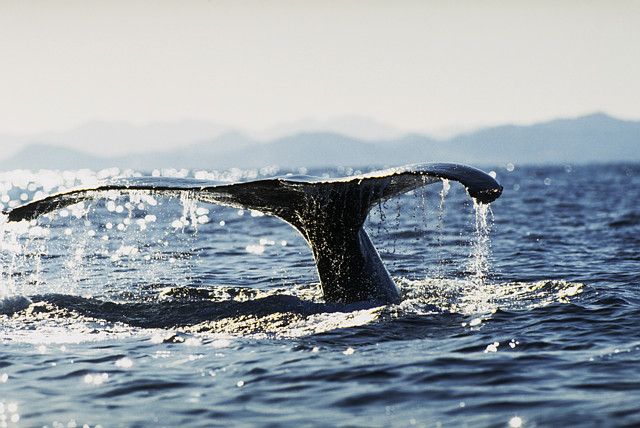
1;0;639;142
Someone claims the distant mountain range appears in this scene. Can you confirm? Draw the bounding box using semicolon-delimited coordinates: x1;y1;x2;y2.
0;112;637;171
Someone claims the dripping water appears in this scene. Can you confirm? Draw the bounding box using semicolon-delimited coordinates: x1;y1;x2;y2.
413;182;429;278
180;191;199;230
433;178;450;278
391;197;402;256
457;199;495;313
469;200;493;285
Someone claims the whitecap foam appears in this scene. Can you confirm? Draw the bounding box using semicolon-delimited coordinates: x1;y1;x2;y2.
396;277;585;315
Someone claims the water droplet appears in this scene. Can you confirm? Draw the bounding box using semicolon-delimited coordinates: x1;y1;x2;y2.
509;416;523;427
115;357;133;368
484;342;499;353
245;244;265;255
343;347;355;355
83;373;109;385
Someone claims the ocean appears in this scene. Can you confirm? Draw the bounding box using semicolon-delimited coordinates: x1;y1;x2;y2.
1;162;639;427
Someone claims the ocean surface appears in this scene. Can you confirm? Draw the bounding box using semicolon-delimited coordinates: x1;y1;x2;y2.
1;163;639;427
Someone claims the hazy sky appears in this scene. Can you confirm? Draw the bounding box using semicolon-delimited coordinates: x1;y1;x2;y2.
1;0;639;136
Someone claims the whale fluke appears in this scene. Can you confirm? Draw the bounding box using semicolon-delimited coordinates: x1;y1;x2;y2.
4;163;502;304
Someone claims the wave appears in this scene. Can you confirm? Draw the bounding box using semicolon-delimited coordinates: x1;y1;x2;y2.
1;278;586;343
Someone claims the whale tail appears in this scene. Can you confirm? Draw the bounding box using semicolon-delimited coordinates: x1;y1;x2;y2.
4;163;502;304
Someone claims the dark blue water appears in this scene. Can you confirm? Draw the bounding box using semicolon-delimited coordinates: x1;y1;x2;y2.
1;163;639;427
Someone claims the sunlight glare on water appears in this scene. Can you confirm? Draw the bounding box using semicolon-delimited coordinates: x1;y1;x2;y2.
0;164;625;427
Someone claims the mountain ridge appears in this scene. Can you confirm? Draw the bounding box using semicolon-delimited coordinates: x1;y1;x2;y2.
0;113;638;170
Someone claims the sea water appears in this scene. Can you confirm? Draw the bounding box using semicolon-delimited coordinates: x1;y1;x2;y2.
0;163;639;427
